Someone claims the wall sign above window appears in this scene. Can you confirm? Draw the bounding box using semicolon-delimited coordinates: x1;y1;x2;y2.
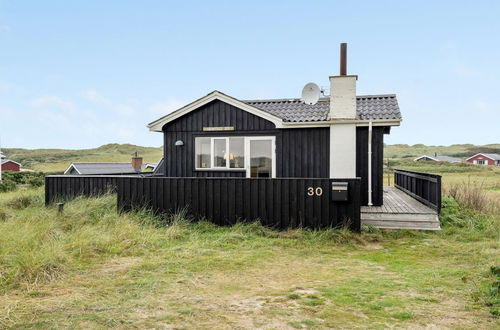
202;126;235;131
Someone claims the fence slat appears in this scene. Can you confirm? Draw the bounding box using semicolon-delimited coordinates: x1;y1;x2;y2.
394;169;442;213
45;176;362;231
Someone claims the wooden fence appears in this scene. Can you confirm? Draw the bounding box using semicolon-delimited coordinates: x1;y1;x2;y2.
394;169;442;213
44;175;124;205
45;176;361;231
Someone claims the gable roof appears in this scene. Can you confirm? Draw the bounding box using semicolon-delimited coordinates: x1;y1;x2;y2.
414;155;460;162
1;159;21;166
244;94;401;123
64;162;138;175
148;91;285;132
148;91;402;131
466;153;500;161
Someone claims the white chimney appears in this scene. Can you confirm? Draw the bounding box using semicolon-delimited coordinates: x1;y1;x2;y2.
329;43;357;179
329;43;357;119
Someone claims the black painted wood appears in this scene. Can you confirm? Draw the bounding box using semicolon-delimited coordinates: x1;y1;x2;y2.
394;169;442;213
45;175;122;205
356;126;385;206
161;100;330;178
116;177;361;231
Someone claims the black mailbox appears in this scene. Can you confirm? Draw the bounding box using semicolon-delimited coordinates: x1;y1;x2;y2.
331;182;348;201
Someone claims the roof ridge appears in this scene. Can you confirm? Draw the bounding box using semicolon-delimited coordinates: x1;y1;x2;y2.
243;94;396;103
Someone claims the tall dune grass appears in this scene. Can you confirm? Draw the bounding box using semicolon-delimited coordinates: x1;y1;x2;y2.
0;189;180;291
445;179;500;214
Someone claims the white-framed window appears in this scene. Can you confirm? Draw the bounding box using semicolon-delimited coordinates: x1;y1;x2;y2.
194;136;276;178
195;137;246;170
476;159;486;165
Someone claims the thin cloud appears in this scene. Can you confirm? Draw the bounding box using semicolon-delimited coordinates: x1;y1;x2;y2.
0;25;10;33
82;89;110;105
30;96;77;113
149;98;185;115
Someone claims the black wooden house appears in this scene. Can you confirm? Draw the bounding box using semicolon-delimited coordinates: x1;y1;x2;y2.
148;76;401;207
46;44;442;231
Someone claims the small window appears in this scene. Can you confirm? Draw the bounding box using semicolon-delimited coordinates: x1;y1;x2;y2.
477;160;486;165
195;138;211;168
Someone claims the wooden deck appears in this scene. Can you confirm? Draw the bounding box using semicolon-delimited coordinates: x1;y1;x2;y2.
361;186;440;230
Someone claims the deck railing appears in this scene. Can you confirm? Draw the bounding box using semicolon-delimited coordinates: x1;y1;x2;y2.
394;169;442;213
45;176;362;231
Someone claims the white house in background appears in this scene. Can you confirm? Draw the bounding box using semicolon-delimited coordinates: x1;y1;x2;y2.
414;154;460;163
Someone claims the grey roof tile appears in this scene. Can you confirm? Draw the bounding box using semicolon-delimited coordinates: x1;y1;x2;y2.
434;155;461;162
243;94;401;122
482;153;500;161
68;162;138;175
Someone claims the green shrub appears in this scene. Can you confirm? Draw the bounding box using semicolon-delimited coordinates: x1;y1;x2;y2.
0;179;17;192
28;176;44;187
7;195;34;210
484;265;500;317
1;171;45;186
440;196;492;232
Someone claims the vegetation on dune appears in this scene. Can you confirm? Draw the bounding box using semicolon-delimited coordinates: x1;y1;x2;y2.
2;143;163;172
0;184;498;327
2;142;500;173
0;171;45;192
0;143;499;327
384;143;500;159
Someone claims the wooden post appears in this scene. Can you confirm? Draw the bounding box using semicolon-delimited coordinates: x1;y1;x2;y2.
57;202;64;215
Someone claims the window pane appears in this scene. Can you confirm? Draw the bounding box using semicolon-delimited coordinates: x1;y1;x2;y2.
195;138;211;168
229;137;244;168
214;139;226;167
250;140;272;177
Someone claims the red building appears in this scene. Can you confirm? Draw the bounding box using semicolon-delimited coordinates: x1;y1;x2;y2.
465;153;500;166
1;159;21;172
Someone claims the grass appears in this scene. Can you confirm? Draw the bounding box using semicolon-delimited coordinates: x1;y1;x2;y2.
0;186;499;328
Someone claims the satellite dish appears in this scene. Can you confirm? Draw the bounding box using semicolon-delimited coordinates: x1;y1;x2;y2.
301;82;321;105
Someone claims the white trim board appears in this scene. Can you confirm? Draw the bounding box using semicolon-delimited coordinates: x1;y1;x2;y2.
148;91;285;132
63;163;81;175
414;155;439;162
1;159;22;166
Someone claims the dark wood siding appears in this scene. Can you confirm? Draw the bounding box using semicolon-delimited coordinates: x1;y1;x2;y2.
45;176;362;231
162;100;329;178
117;177;361;231
356;126;385;206
45;175;120;205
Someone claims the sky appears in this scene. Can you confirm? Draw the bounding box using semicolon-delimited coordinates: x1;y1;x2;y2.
0;0;499;149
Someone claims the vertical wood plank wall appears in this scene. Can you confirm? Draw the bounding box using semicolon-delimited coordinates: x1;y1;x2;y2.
44;175;121;205
162;100;330;178
356;127;385;206
117;177;361;231
45;176;361;231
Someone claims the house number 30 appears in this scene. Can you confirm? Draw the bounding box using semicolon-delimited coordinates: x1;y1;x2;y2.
307;187;323;196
